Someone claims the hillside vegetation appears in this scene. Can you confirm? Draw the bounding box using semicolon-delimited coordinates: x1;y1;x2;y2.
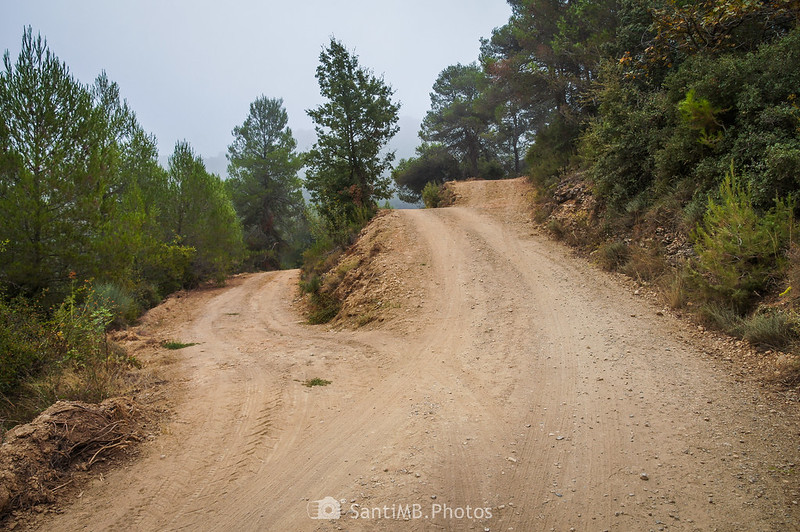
391;0;800;370
0;29;248;427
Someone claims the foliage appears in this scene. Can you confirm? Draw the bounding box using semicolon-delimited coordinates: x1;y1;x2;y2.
162;341;198;350
0;28;117;296
303;377;332;387
90;282;140;328
699;303;798;349
0;296;46;398
648;0;800;61
227;96;306;270
527;113;582;189
305;38;400;233
691;162;794;313
392;144;461;203
167;141;245;284
0;282;137;428
678;88;725;147
420;63;496;178
739;309;798;348
0;28;248;425
422;182;443;209
0;28;245;302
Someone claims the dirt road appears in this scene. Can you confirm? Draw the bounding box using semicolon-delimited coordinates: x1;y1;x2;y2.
39;179;799;531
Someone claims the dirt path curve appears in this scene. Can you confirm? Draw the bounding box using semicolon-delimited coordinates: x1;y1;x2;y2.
39;179;799;531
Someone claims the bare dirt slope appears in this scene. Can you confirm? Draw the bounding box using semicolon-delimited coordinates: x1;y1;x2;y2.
33;178;799;531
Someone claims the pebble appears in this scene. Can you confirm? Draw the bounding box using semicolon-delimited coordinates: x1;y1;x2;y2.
640;472;649;481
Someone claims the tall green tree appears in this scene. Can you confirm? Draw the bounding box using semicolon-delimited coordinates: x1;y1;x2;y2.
420;63;494;178
0;28;116;295
305;38;400;230
227;96;304;269
167;141;244;283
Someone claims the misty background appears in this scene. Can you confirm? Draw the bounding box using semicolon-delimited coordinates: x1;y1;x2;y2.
2;0;512;203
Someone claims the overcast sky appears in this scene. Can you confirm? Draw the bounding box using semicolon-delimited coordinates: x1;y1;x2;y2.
2;1;512;174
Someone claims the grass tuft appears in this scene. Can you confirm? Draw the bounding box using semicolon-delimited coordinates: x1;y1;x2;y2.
162;341;198;350
303;377;332;387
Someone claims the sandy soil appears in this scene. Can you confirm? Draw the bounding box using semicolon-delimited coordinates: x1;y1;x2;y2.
30;178;800;531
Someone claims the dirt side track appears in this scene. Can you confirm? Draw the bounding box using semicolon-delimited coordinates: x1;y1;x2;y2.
34;178;800;531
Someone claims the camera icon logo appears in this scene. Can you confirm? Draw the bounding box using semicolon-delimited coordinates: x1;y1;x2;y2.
307;496;342;520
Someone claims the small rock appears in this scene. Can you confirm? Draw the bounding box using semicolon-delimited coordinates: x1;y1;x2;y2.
640;473;649;481
431;495;437;500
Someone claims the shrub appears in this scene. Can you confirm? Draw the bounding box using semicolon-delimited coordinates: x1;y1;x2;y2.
698;302;742;333
0;297;46;397
307;292;341;324
698;303;798;349
547;219;566;240
526;113;580;189
478;158;505;180
90;282;140;328
691;162;793;313
621;246;667;282
740;309;797;349
422;181;442;208
392;144;461;203
1;283;138;429
596;241;630;271
660;269;689;309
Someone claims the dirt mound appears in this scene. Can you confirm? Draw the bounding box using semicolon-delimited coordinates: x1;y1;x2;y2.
445;176;534;220
0;397;150;517
323;210;429;329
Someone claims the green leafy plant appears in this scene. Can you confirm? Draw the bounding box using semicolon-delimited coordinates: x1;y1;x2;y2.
678;89;725;148
162;341;198;350
422;181;442;208
303;377;332;387
691;161;794;312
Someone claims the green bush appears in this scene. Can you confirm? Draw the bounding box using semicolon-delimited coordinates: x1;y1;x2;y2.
307;292;341;324
698;302;743;333
422;182;442;208
527;113;580;189
547;218;566;240
0;283;138;429
392;144;461;203
478;158;505;180
691;162;794;313
91;282;140;328
740;309;797;349
698;303;797;349
0;297;46;397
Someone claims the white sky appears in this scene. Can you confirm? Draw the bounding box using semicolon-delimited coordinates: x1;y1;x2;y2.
2;1;512;171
